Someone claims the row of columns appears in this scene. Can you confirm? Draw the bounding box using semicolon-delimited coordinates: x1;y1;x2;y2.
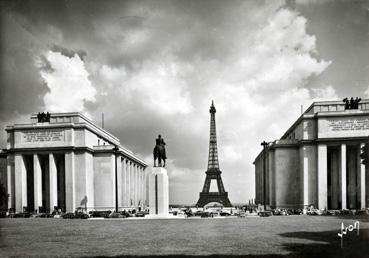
255;153;269;207
316;143;366;210
12;152;147;213
14;153;59;213
121;158;146;208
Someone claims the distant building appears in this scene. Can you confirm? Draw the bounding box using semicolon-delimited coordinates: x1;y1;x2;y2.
254;99;369;210
0;112;147;213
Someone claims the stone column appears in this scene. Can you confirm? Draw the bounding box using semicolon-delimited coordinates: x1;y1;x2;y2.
258;165;261;204
49;153;58;212
268;150;275;208
141;167;144;208
134;164;138;206
359;143;366;209
348;146;356;208
260;162;264;206
303;155;309;207
341;144;347;209
132;164;135;206
137;165;140;207
131;162;134;207
136;165;141;206
318;144;327;210
139;166;142;207
144;167;148;207
33;154;42;213
117;155;122;210
331;150;339;209
7;155;15;210
137;165;142;205
65;152;75;212
128;161;132;206
141;167;144;207
265;161;268;206
361;159;366;209
255;166;258;205
15;154;27;213
125;160;129;206
121;158;126;207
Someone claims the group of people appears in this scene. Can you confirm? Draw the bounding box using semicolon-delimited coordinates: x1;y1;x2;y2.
343;97;361;110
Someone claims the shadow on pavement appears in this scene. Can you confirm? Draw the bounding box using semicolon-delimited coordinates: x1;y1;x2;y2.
89;251;366;258
89;228;369;258
279;228;369;258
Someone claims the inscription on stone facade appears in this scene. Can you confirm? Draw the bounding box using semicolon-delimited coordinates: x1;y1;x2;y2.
329;119;369;131
23;129;65;142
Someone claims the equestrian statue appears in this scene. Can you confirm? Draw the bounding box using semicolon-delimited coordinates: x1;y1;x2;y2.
153;134;167;167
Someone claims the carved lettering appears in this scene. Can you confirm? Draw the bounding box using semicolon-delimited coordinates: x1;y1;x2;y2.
23;129;65;142
329;119;369;131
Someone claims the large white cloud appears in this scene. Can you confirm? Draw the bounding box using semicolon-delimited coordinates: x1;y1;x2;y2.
38;51;96;113
365;88;369;98
96;57;193;116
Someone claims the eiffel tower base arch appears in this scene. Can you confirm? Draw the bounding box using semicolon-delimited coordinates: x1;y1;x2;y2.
196;192;232;207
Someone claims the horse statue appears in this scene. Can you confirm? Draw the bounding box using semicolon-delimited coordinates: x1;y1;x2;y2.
153;134;166;167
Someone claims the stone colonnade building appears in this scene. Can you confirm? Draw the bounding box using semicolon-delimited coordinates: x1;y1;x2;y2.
254;100;369;210
0;112;147;213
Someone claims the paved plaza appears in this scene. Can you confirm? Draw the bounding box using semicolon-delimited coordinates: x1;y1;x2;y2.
0;215;368;257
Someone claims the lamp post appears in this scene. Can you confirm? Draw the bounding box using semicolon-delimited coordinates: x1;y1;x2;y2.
113;145;119;213
261;141;268;211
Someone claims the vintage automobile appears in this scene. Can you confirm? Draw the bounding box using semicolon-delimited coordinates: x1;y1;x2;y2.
135;211;147;217
258;211;273;217
90;210;111;218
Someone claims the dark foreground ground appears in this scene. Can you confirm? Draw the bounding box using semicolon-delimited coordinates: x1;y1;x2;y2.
0;215;368;258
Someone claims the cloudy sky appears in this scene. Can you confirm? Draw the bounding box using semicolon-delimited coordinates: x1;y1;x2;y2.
0;0;368;204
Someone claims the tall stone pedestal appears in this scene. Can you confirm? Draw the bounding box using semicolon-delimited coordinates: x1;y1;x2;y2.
148;167;169;217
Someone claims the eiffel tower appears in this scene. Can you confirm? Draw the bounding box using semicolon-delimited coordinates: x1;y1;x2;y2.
196;101;232;207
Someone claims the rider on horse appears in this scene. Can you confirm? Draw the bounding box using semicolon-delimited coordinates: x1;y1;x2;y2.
154;135;167;167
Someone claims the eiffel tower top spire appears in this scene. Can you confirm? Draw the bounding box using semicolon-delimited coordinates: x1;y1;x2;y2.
207;100;219;170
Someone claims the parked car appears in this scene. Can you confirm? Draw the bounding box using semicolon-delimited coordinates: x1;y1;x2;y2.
209;211;220;217
291;209;303;215
90;211;110;218
36;213;54;218
109;212;124;218
338;209;350;215
184;210;194;217
74;212;89;219
327;210;339;216
119;210;131;218
169;210;178;216
194;210;204;216
258;211;273;217
272;209;288;216
219;211;230;217
62;212;75;219
135;211;146;217
200;212;211;218
238;211;246;217
13;212;31;218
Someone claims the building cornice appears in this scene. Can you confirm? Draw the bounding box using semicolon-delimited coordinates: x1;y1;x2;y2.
6;122;120;146
314;110;369;118
3;147;147;167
